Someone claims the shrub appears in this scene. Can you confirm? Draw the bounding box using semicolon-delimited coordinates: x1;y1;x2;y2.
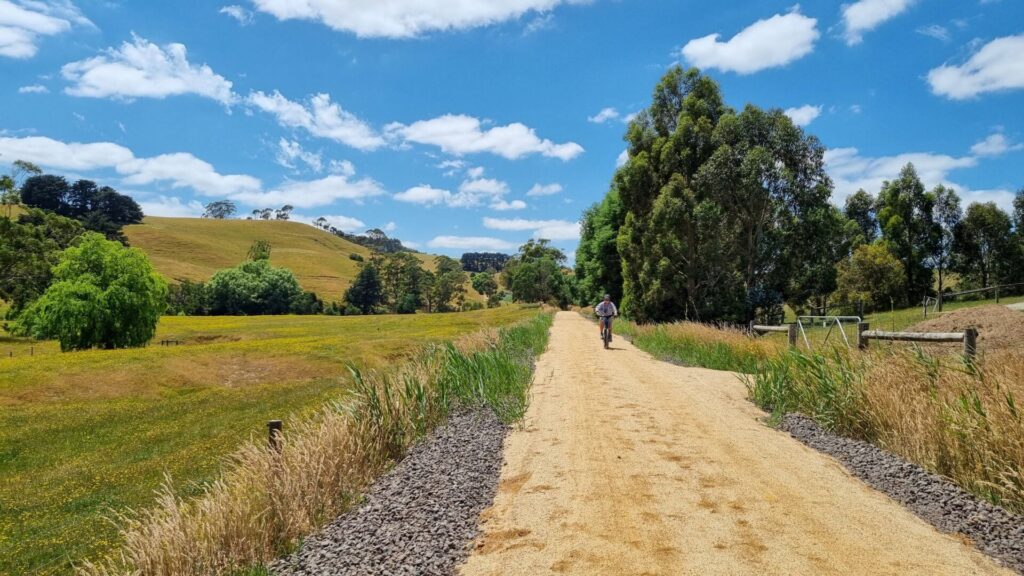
15;233;167;351
207;259;306;315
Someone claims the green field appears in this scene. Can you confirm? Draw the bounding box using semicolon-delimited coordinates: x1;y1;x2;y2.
0;307;535;575
122;217;485;303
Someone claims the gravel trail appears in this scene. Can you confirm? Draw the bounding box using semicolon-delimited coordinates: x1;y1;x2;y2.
780;413;1024;573
270;409;507;576
459;311;1011;575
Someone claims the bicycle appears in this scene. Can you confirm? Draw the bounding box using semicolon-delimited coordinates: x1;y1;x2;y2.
599;316;613;349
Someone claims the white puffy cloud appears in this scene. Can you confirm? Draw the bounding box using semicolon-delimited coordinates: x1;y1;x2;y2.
825;147;977;203
527;182;563;196
232;174;385;208
62;35;238;105
0;135;134;170
137;195;205;217
394;177;519;209
117;153;262;197
0;0;89;59
394;185;451;205
276;138;323;172
616;149;629;168
680;10;818;75
385;114;583;161
427;235;517;251
483;217;580;240
960;189;1016;214
18;84;48;93
219;5;254;25
247;90;385;150
783;104;822;127
490;199;527;211
383;221;397;232
250;0;586;39
466;166;485;179
588;107;619;123
841;0;915;46
970;133;1023;157
927;34;1024;100
316;214;366;233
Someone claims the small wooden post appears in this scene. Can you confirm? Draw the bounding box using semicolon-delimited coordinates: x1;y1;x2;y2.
787;324;798;348
747;321;755;336
995;286;1000;304
857;322;870;351
268;420;283;452
963;327;978;360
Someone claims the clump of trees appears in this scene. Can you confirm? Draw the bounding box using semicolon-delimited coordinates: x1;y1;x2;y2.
461;252;511;273
14;233;167;351
0;208;85;315
574;66;1024;322
203;200;236;219
312;218;413;254
502;240;574;308
248;205;294;221
19;174;143;241
342;253;470;314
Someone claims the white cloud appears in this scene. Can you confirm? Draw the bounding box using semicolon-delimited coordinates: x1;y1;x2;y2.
841;0;915;45
927;34;1024;100
250;0;586;39
588;107;619;123
783;104;822;127
328;159;356;176
526;182;563;196
0;135;134;170
233;174;385;208
680;10;818;74
117;153;262;197
466;166;485;179
490;199;527;211
0;0;90;59
825;146;977;203
138;195;205;217
247;90;385;150
18;84;47;93
385;114;583;160
970;133;1023;157
427;235;517;251
219;5;254;25
394;185;451;206
62;35;238;105
483;216;580;240
316;214;366;233
383;221;397;232
916;24;950;42
275;138;323;172
616;149;629;168
960;188;1016;214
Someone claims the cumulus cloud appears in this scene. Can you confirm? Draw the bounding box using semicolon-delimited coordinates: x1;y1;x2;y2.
275;138;323;172
315;214;366;233
61;35;238;105
680;10;818;74
970;133;1024;157
18;84;48;93
232;174;385;208
219;5;254;25
247;90;385;150
427;235;517;251
483;217;580;240
0;135;134;170
587;107;619;123
385;114;583;161
783;104;822;127
825;146;977;203
490;199;527;211
117;153;262;197
250;0;586;39
927;34;1024;100
137;195;205;217
394;177;521;209
0;0;90;59
526;183;563;196
394;185;451;206
841;0;915;46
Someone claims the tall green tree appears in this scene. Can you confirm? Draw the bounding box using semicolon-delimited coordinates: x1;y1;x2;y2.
575;189;625;305
953;202;1014;289
929;185;961;297
844;189;878;244
504;240;572;307
15;233;167;351
203;200;237;219
0;209;85;313
834;243;906;310
344;264;384;314
431;256;468;312
876;164;938;305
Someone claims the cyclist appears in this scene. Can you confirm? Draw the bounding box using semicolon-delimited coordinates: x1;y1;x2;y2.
595;294;618;343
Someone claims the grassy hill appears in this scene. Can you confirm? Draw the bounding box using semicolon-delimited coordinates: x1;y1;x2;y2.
124;217;484;302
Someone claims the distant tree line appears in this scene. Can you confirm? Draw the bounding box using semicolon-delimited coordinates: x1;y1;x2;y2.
460;252;512;273
311;218;413;254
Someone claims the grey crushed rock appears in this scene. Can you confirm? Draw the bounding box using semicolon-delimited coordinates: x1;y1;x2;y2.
779;413;1024;574
270;409;507;576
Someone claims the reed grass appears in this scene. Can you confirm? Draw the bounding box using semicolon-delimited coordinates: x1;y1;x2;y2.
77;313;552;576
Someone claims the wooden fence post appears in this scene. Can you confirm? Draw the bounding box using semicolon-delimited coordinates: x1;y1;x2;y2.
995;286;1000;304
268;420;283;452
857;322;869;351
963;327;978;360
787;324;798;348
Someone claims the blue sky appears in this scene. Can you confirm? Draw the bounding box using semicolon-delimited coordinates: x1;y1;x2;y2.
1;0;1023;258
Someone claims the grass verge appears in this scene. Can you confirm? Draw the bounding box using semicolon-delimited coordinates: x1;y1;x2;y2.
616;321;781;373
78;313;552;576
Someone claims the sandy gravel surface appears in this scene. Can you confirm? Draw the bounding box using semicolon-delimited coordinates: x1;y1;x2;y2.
459;311;1011;576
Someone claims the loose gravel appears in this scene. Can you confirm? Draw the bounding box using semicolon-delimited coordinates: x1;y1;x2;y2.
270;409;507;576
779;413;1024;574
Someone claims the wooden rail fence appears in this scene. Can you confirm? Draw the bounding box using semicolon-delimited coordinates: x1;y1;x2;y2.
856;322;977;359
750;323;798;347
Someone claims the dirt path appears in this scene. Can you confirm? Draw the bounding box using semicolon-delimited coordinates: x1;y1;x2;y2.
459;312;1011;576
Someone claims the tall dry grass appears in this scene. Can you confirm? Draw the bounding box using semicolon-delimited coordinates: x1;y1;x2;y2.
78;313;552;576
748;347;1024;512
618;321;782;373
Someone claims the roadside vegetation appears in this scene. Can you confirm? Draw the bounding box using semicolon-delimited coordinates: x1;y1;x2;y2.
0;307;537;576
79;313;552;576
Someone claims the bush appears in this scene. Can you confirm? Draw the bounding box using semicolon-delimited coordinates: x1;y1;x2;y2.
15;233;167;351
207;259;307;315
349;253;364;262
396;293;418;314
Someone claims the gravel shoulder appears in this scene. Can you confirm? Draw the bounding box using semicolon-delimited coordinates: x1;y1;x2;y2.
270;409;507;576
459;311;1011;575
